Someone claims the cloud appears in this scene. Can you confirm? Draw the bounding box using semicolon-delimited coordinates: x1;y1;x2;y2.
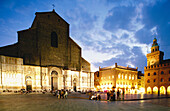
150;26;158;35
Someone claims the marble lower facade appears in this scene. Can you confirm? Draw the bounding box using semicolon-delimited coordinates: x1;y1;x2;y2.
0;55;94;92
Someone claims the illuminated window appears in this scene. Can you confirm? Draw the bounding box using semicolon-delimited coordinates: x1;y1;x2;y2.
132;75;134;80
122;74;123;79
112;75;114;78
125;74;127;79
129;75;131;80
109;76;110;79
118;74;120;79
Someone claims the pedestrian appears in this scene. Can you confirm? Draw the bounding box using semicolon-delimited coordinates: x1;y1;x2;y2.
113;90;116;101
122;90;125;100
64;90;68;99
97;93;101;101
107;91;110;101
119;90;121;100
117;90;119;100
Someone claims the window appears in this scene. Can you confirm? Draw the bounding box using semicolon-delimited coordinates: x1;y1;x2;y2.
129;74;131;80
51;32;58;48
161;78;163;82
169;70;170;74
161;71;164;75
109;76;110;79
148;73;150;76
147;80;150;83
112;75;114;78
125;74;127;79
153;79;156;82
118;74;120;79
169;78;170;81
154;72;156;75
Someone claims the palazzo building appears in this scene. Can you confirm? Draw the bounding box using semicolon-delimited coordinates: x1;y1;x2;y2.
144;38;170;95
0;10;94;92
97;63;139;93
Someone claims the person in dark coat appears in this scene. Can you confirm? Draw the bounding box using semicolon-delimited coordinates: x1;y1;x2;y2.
117;90;120;100
107;91;110;101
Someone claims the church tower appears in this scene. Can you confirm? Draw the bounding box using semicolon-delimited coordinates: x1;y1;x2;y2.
146;38;164;66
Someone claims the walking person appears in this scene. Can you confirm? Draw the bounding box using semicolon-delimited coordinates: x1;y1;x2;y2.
113;90;116;101
64;90;68;99
117;90;119;100
122;90;125;100
107;91;110;101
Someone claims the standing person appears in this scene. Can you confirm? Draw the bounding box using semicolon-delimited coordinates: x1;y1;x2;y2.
122;90;125;100
64;90;68;99
113;90;116;101
107;91;110;101
117;90;120;100
119;90;121;100
97;93;101;101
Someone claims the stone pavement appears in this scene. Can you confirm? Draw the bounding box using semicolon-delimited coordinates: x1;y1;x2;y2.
0;94;170;111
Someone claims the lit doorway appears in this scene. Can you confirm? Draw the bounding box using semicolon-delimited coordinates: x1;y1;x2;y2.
147;87;152;94
26;76;32;91
160;86;166;95
51;71;58;91
73;78;77;92
153;86;158;94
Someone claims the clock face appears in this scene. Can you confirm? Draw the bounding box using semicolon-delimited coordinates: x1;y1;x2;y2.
150;58;156;65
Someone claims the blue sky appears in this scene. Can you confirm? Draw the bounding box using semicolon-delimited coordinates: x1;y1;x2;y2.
0;0;170;72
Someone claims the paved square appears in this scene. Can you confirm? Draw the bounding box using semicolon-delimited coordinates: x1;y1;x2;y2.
0;94;169;111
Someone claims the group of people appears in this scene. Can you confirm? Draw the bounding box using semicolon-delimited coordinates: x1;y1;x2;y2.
107;90;125;101
53;90;68;99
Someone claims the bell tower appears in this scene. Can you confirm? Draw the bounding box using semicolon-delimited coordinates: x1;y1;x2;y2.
151;38;159;52
146;38;164;66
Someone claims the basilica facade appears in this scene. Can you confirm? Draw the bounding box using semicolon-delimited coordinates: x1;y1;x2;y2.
0;10;94;92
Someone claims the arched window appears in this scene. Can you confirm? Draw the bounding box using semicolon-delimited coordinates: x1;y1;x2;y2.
153;49;154;52
51;32;58;48
147;79;150;83
161;78;163;82
161;71;164;75
169;78;170;81
169;70;170;74
153;79;156;82
148;73;150;76
154;72;156;75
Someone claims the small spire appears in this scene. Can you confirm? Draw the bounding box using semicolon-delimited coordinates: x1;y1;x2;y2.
52;4;55;12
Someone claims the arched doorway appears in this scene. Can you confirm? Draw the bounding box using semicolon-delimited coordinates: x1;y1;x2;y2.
73;78;77;92
160;86;166;95
51;71;58;91
153;86;158;94
167;86;170;95
147;87;152;94
26;76;32;91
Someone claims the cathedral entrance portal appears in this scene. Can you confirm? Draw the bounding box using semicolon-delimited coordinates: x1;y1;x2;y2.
73;78;77;92
51;71;58;91
26;76;32;91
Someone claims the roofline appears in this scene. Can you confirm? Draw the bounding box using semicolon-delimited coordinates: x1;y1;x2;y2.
35;10;69;25
69;37;81;49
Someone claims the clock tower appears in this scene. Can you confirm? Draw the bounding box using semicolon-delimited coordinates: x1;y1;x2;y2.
146;38;164;66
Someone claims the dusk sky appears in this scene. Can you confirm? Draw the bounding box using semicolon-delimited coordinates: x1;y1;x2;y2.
0;0;170;72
